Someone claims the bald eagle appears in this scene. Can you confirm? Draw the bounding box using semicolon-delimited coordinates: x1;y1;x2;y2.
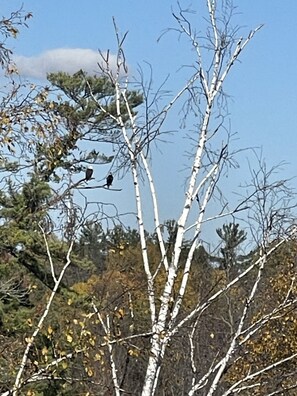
85;166;93;181
106;173;113;188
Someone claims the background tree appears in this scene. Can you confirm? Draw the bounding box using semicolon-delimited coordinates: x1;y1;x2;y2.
76;221;108;272
41;70;143;179
209;223;254;280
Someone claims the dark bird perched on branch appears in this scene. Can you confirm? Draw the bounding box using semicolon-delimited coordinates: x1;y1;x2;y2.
106;173;113;188
85;166;93;181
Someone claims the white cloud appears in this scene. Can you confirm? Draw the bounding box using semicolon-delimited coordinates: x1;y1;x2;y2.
14;48;118;79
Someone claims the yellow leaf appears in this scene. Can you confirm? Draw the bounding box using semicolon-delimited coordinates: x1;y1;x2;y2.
81;329;91;337
66;334;73;343
115;308;125;319
85;367;93;377
1;116;10;125
41;347;48;356
61;360;68;369
47;326;53;335
128;348;140;357
48;101;55;110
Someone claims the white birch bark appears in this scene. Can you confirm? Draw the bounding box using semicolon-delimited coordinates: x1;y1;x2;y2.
92;303;121;396
203;245;267;396
141;8;262;395
12;240;74;395
83;4;285;396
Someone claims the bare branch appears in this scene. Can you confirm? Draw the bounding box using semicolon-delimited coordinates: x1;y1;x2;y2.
12;240;74;395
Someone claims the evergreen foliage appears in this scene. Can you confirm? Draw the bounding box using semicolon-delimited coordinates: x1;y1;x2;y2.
210;223;253;270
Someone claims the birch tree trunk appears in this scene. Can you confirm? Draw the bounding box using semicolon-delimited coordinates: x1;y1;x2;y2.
84;2;297;395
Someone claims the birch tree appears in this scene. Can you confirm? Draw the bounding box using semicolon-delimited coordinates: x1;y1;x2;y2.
88;1;297;395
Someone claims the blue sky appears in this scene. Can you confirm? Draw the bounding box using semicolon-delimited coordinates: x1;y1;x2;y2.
3;0;297;237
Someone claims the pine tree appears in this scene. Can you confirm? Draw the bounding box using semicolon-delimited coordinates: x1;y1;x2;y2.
33;71;143;181
77;221;108;272
211;223;253;270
